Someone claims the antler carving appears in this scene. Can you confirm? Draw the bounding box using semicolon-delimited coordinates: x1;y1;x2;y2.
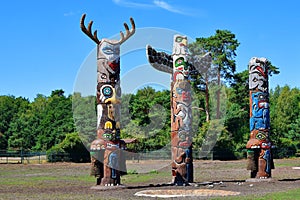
103;18;135;45
80;14;135;45
117;18;135;44
80;14;100;44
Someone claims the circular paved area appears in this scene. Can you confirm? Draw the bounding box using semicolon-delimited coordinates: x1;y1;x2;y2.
135;189;240;198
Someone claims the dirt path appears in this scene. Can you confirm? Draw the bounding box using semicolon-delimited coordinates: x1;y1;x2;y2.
0;159;299;199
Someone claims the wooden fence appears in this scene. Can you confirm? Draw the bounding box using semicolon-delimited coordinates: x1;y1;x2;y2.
0;150;46;164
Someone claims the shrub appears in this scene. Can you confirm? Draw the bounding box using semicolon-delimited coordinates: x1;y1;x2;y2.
47;132;90;163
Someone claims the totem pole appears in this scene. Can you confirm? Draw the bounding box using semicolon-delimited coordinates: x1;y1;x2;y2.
146;35;211;185
246;57;274;179
80;14;135;186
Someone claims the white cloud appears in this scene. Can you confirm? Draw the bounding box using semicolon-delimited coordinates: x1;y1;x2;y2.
112;0;192;15
153;0;186;15
64;11;75;17
112;0;155;9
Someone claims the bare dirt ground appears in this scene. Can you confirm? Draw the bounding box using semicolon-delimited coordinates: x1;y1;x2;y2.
0;158;299;199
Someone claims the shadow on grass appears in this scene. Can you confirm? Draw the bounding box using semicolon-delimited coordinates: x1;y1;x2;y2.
127;183;173;189
279;178;300;182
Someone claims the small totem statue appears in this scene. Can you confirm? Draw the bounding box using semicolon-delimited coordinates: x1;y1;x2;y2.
146;35;211;185
246;57;274;179
80;14;135;186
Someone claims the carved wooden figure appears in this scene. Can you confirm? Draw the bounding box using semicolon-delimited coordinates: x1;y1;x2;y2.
80;14;135;186
246;57;274;179
146;35;211;185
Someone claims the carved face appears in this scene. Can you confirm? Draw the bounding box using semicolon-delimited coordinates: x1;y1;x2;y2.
173;81;191;103
255;130;268;141
99;41;120;62
249;57;269;77
172;35;188;56
90;138;105;150
178;130;192;147
252;92;269;113
250;91;270;131
174;57;189;79
249;57;269;91
97;83;121;104
256;130;271;149
246;129;271;149
97;41;120;76
102;129;114;141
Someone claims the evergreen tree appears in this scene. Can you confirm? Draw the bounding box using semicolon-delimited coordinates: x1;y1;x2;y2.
194;30;240;119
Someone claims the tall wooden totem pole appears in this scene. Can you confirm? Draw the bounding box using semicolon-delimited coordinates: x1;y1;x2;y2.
246;57;274;179
80;14;135;186
147;35;211;185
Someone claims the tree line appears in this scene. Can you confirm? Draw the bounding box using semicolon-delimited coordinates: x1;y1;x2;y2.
0;30;299;160
0;84;299;159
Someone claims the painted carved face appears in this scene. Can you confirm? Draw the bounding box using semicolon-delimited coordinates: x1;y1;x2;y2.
174;57;189;79
173;35;188;56
173;81;191;103
246;129;271;149
249;57;269;78
252;92;269;111
97;83;121;104
249;57;269;91
256;130;271;149
98;41;120;75
175;35;187;46
90;138;105;151
100;41;120;61
102;129;114;141
97;128;116;142
178;130;192;147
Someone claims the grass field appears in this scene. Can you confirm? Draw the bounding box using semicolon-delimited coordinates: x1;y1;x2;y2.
0;158;299;199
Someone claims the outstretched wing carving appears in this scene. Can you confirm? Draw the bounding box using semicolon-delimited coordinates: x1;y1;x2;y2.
146;45;173;74
189;52;212;75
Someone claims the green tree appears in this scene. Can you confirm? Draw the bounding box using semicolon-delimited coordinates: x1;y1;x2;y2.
7;90;75;151
72;92;97;148
121;87;170;152
287;116;300;141
7;108;39;150
47;132;90;162
194;30;240;119
129;86;156;126
269;86;300;157
227;70;249;148
0;96;16;149
0;96;29;149
268;63;280;76
271;86;299;138
121;93;134;129
35;90;75;151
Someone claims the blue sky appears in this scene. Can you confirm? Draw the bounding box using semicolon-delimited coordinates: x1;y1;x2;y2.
1;0;300;100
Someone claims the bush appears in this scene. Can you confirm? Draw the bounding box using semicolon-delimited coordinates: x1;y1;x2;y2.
47;132;90;163
47;151;70;162
212;147;237;160
273;138;298;158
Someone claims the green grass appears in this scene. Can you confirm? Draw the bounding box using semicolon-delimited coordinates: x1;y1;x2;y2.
212;188;300;200
274;158;300;167
265;188;300;200
0;163;167;187
0;159;299;199
122;171;169;184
